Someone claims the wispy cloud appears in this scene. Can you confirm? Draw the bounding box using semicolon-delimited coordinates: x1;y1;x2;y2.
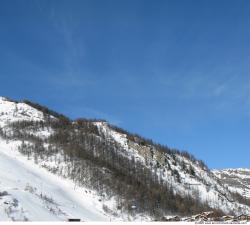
33;1;91;88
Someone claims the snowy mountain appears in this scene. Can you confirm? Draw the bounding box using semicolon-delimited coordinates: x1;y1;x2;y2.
0;97;46;127
0;96;250;221
0;97;115;221
213;169;250;200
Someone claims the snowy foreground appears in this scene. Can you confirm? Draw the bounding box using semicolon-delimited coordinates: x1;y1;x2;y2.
0;139;111;221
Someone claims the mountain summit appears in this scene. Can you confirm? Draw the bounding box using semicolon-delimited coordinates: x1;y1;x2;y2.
0;97;249;221
0;97;46;126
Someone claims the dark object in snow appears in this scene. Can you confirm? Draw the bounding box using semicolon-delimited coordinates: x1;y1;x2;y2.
12;198;19;207
0;191;8;196
68;218;81;222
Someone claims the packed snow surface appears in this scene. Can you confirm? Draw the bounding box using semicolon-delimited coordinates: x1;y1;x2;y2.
0;139;109;221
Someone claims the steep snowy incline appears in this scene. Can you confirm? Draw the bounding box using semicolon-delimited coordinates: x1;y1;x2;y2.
94;121;250;215
0;139;109;221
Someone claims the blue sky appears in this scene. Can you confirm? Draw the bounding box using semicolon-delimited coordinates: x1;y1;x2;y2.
1;0;250;169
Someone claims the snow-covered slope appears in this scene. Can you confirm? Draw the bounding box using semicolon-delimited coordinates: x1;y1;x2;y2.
213;169;250;200
0;96;250;220
0;97;46;127
95;122;250;215
0;97;113;221
0;140;110;221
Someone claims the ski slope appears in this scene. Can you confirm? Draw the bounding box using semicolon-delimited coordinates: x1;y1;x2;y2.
0;139;109;221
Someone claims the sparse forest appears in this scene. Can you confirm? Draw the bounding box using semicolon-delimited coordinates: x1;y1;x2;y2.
0;102;225;219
